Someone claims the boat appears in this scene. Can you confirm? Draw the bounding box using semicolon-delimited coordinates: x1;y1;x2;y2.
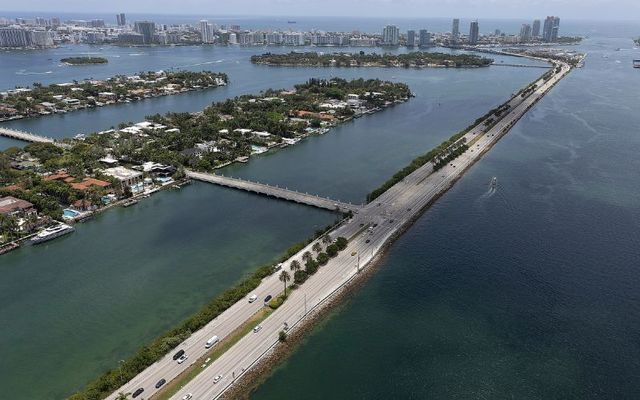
31;223;75;244
634;60;640;68
490;177;497;189
122;199;138;207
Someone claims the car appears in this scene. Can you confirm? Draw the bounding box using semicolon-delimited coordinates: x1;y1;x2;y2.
213;374;223;384
365;239;370;243
177;354;188;364
182;393;193;400
132;388;144;398
205;335;219;348
248;294;258;303
155;378;166;388
351;251;357;256
172;349;185;360
264;295;272;303
389;219;394;223
253;325;262;333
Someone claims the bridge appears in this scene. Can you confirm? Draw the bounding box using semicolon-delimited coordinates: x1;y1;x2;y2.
491;62;551;68
186;170;362;213
0;127;68;148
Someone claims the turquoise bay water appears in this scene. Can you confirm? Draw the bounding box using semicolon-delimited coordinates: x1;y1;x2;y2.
253;33;640;399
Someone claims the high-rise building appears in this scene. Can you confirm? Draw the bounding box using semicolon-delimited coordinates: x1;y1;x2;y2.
382;25;399;46
469;20;479;45
452;19;460;42
116;13;126;26
51;17;61;27
134;21;155;45
532;19;541;38
31;30;54;47
542;16;560;42
0;27;31;47
519;24;532;42
90;19;105;28
407;30;416;47
419;29;431;47
199;20;214;43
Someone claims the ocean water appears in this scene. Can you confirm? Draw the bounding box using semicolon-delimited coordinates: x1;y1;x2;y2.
252;24;640;400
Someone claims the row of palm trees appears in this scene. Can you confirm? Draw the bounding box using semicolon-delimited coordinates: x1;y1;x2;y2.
278;234;333;297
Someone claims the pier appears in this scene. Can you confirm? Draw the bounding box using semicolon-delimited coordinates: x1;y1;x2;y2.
0;127;68;148
186;170;362;213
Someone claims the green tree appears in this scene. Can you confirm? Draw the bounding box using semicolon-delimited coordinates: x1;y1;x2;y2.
279;270;291;297
312;242;322;253
289;259;301;272
302;251;312;263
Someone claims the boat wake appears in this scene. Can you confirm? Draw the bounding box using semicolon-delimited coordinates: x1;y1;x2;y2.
16;69;53;75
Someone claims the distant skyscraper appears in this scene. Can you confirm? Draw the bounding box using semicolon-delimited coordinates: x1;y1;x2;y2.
134;21;155;45
542;16;560;42
382;25;399;46
116;13;126;26
452;18;460;42
407;30;416;47
418;29;431;47
532;19;541;38
519;24;532;42
199;20;214;43
0;27;31;47
469;20;479;45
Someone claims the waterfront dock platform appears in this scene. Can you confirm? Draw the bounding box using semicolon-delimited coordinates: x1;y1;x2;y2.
186;170;362;213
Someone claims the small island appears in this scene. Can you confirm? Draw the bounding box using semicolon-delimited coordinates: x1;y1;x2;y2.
251;51;493;68
61;57;109;65
0;70;228;122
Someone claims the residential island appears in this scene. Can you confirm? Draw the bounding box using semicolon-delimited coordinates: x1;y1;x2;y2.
251;51;494;68
0;78;411;250
60;56;109;65
0;70;228;122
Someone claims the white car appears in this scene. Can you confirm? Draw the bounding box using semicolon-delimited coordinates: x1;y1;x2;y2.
248;294;258;303
182;394;193;400
253;325;262;333
177;354;188;364
213;374;222;384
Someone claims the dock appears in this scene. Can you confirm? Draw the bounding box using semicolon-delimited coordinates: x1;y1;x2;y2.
0;127;68;148
186;170;362;213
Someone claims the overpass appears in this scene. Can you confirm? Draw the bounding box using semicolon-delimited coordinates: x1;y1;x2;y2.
0;127;68;148
186;170;362;213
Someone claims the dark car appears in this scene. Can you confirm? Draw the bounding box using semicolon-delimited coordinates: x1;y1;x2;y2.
156;378;166;389
173;349;185;360
132;388;144;398
264;295;272;303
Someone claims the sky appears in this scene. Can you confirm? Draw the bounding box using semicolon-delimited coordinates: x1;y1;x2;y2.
0;0;638;20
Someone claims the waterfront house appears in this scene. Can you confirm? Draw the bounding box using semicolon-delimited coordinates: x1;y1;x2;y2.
0;196;36;218
104;166;143;194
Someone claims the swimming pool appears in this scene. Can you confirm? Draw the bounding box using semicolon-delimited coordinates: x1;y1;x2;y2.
63;209;80;219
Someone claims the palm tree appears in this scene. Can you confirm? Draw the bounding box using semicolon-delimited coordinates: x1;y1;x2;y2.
279;270;291;297
290;260;301;272
115;392;129;400
322;234;332;245
312;242;322;253
302;251;312;263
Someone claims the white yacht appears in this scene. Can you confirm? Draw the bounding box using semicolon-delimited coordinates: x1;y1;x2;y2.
31;223;75;244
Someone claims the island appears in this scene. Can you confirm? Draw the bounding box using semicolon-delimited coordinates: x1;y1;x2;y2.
0;70;228;122
251;51;493;68
0;77;411;244
60;56;108;65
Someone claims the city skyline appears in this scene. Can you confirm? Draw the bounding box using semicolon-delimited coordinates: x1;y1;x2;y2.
0;0;638;20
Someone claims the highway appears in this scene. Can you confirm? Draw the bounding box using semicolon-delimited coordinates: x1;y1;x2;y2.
106;60;570;400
